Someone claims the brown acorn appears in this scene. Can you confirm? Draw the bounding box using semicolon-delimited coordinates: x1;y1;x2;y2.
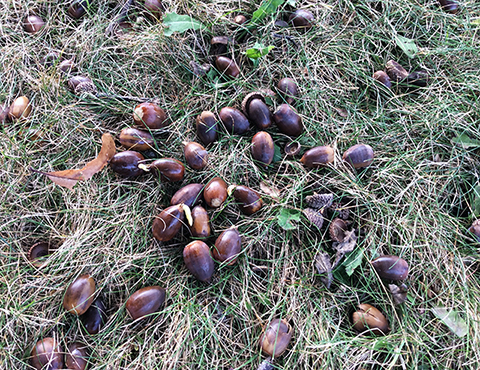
230;185;263;215
184;141;208;170
133;102;169;129
144;0;165;19
300;146;334;168
170;183;204;207
342;144;374;169
385;60;409;82
406;71;429;88
30;338;64;370
126;286;166;320
65;342;88;370
183;240;215;282
219;107;250;135
210;36;230;56
234;15;247;24
203;177;228;208
0;104;11;123
63;274;96;316
80;296;107;335
28;241;50;268
289;9;314;29
147;158;185;182
119;128;154;151
215;56;240;78
68;1;88;19
468;220;480;242
371;255;409;281
329;218;348;242
373;71;392;88
152;204;186;242
352;303;389;336
242;93;272;130
189;205;211;238
273;104;303;137
277;78;298;104
9;96;32;120
196;111;218;145
438;0;459;14
251;131;274;167
259;319;293;357
212;226;242;265
110;151;145;177
24;15;45;34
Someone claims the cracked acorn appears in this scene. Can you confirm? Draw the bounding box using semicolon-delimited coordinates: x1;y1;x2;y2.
152;204;189;242
134;102;169;129
203;177;228;208
189;205;211;238
352;303;389;336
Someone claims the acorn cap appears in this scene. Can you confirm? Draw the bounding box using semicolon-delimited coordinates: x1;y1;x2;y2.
28;242;50;268
284;141;301;157
329;218;348;242
241;92;266;117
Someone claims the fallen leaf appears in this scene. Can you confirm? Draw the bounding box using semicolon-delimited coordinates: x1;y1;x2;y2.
389;283;408;305
432;307;469;337
259;181;281;199
315;252;333;289
163;13;206;36
32;133;116;190
332;229;357;268
277;208;301;230
395;35;418;58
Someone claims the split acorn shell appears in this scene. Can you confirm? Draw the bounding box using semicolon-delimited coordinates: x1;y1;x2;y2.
251;131;274;167
329;218;348;242
63;274;96;315
259;319;293;357
371;255;409;281
9;96;32;120
126;286;166;320
30;337;64;370
203;177;228;208
352;303;389;336
189;205;211;238
183;240;215;282
65;342;88;370
215;56;240;78
28;241;50;268
152;204;185;242
133;102;169;129
231;185;263;215
273;104;303;137
81;296;107;335
148;158;185;182
119;128;154;151
170;183;204;208
300;146;334;168
184;141;208;170
342;144;374;169
196;111;218;145
212;227;242;265
219;107;250;135
110;151;145;177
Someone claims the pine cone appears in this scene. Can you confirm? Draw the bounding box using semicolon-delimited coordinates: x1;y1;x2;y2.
329;202;350;220
305;193;333;209
303;208;324;229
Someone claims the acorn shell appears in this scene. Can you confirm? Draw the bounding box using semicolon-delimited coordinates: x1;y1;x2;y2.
24;15;45;34
28;242;50;268
110;151;145;177
126;286;166;320
184;142;208;170
68;1;88;19
352;303;389;336
385;60;409;82
219;107;250;135
119;128;154;151
9;96;32;120
273;104;303;137
203;177;228;208
342;144;374;169
133;102;169;129
183;240;215;282
373;71;392;88
80;296;107;335
215;56;240;78
277;78;298;104
259;319;293;357
371;255;409;281
212;227;242;265
300;146;334;168
152;204;185;242
285;141;301;157
196;111;218;145
65;342;88;370
232;185;263;215
251;131;274;167
63;274;96;316
329;218;348;242
170;183;204;207
189;205;211;238
31;338;64;370
148;158;185;182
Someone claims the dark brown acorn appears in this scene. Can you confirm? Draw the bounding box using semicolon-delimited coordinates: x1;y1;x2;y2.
147;158;185;182
28;241;50;268
212;227;241;265
31;338;64;370
183;240;215;282
277;78;298;104
203;177;228;208
352;303;389;336
329;218;348;242
438;0;459;14
196;111;218;145
251;131;274;167
242;93;272;130
0;104;11;123
81;296;107;335
9;96;32;120
371;255;409;281
468;220;480;242
230;185;263;215
289;9;314;30
234;15;247;24
63;274;96;315
110;151;145;177
65;342;88;370
184;141;208;170
133;102;169;130
144;0;165;19
119;128;154;151
285;141;301;157
300;146;334;168
273;104;303;137
68;1;88;19
215;56;240;78
24;15;45;34
126;286;166;320
189;206;211;238
385;60;409;82
406;71;429;88
170;183;204;207
373;71;392;88
59;59;76;74
342;144;374;169
259;319;293;357
152;204;186;242
219;107;250;135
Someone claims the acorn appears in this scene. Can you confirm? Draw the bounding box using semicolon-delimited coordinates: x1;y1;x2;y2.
68;0;88;19
184;141;208;170
68;76;97;95
63;274;96;315
126;286;166;320
183;240;215;282
212;226;242;265
277;78;298;104
9;96;32;120
272;104;303;137
189;205;211;238
119;128;154;151
468;220;480;242
385;60;409;82
300;146;334;168
371;255;409;281
147;158;185;182
28;241;50;268
170;183;204;208
0;104;11;123
373;71;392;88
234;15;247;24
259;319;293;357
352;303;389;336
59;59;76;74
285;141;301;157
329;218;348;242
229;185;263;215
289;9;314;30
30;338;64;370
219;107;250;135
152;204;187;242
24;15;45;34
342;144;374;169
110;151;145;177
242;93;272;130
80;296;107;335
203;177;228;208
196;111;218;145
215;56;240;78
406;71;429;88
133;102;169;130
438;0;459;14
144;0;165;19
65;342;88;370
251;131;274;167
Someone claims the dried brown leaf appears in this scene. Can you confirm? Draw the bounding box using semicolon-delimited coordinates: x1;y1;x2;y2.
260;181;281;199
332;229;357;268
315;252;333;289
389;283;408;305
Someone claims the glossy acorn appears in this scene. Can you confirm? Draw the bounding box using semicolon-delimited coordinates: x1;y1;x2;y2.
371;255;409;281
30;338;64;370
110;151;145;177
438;0;459;14
189;206;211;238
183;240;215;282
385;60;409;82
300;146;334;168
170;183;204;208
342;144;374;169
230;185;263;215
152;204;186;242
65;342;88;370
24;15;45;34
251;132;274;167
373;71;392;88
204;177;228;208
126;286;166;320
147;158;185;182
212;227;242;265
289;9;314;30
119;128;154;151
329;218;348;242
219;107;250;135
68;1;88;19
28;241;50;268
277;78;298;104
81;296;107;335
242;93;272;130
259;319;293;357
352;303;389;336
184;141;208;170
63;274;96;315
133;102;168;129
9;96;32;120
196;111;218;145
215;56;240;78
273;104;303;137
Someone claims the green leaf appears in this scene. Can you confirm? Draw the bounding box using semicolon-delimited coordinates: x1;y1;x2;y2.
452;133;480;148
245;43;275;60
471;18;480;26
277;208;301;230
273;144;282;163
163;13;206;36
252;0;285;23
432;307;469;337
395;35;418;58
343;248;363;276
